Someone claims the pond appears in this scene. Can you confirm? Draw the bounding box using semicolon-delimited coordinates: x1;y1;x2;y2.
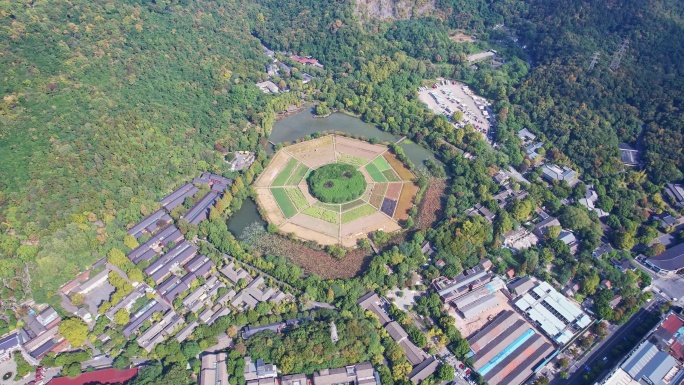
268;109;437;168
227;109;438;238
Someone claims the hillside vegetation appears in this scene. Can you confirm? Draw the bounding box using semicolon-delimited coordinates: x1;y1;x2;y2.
0;0;270;302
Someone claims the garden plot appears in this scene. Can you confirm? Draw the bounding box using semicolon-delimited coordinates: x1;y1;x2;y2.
255;189;287;225
334;136;387;159
254;151;292;188
271;158;300;186
337;153;370;167
271;188;298;218
303;206;339;224
364;163;387;183
279;222;339;246
256;135;419;247
288;213;340;238
385;183;403;200
285;136;336;168
384;153;415;181
297;183;319;205
395;183;419;221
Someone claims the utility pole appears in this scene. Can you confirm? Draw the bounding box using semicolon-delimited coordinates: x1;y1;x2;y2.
588;52;600;70
609;40;629;72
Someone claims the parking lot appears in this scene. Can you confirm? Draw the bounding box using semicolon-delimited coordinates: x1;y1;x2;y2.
418;80;495;143
634;257;684;304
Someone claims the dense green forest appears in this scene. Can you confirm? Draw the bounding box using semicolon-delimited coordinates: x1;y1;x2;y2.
0;0;271;303
0;0;682;326
500;0;684;182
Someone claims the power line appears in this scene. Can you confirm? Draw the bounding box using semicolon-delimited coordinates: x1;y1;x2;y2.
588;52;600;70
609;39;629;72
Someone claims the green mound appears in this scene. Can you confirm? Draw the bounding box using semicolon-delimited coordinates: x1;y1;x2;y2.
307;163;366;203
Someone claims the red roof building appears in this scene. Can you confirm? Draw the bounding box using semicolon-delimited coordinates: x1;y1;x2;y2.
291;55;323;68
650;312;684;362
48;367;138;385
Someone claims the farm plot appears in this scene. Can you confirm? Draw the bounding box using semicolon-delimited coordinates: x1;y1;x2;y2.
288;213;339;238
382;169;401;182
369;183;388;209
341;204;377;224
384;153;415;181
271;158;299;186
341;199;366;212
364;163;387;182
286;136;336;168
338;153;369;167
285;163;310;186
255;189;287;225
372;156;392;172
394;183;419;221
303;206;339;224
255;135;418;246
385;183;403;200
381;198;397;217
254;151;292;187
271;188;298;218
315;201;340;212
335;136;387;159
285;187;308;210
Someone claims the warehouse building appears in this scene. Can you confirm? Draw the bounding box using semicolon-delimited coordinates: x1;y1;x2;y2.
513;280;591;345
452;277;505;318
467;310;554;385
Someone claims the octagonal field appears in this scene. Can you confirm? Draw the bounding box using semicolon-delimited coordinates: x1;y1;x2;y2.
254;135;418;246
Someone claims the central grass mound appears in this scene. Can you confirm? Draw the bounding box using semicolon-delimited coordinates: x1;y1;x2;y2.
308;163;366;203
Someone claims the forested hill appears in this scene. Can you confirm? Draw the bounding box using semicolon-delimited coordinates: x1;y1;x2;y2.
497;0;684;182
0;0;271;302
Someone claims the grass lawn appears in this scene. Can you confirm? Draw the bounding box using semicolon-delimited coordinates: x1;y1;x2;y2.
364;163;387;182
341;204;377;223
271;188;298;218
271;158;299;186
303;206;339;224
285;187;308;210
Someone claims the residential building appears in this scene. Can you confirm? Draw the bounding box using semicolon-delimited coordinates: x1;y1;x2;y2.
0;332;20;360
533;217;561;238
127;209;172;239
502;229;539;252
201;353;229;385
74;269;109;295
517;128;536;144
593;243;615;259
408;357;439;384
665;183;684;207
541;164;576;182
160;183;199;212
256;81;279;94
611;258;635;273
245;357;278;382
313;362;376;385
220;260;250;285
525;142;544;161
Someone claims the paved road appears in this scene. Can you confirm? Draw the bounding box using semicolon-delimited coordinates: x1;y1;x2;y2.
563;307;654;385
